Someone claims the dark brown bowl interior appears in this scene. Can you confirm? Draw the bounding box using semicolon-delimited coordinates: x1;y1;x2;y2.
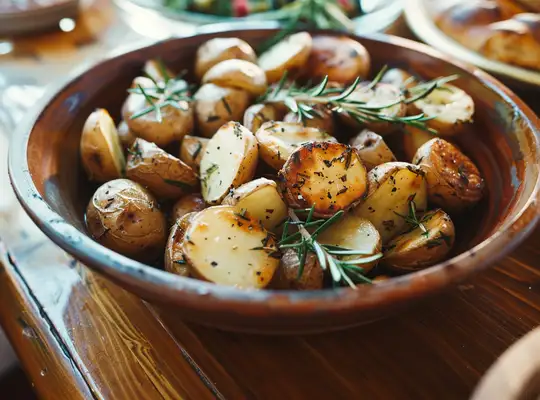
9;27;540;333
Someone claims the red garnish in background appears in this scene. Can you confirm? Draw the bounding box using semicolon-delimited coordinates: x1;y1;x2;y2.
337;0;354;11
233;0;249;17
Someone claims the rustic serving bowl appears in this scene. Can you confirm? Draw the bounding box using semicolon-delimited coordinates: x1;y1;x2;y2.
9;26;540;334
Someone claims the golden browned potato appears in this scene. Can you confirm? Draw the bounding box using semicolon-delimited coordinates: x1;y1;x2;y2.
403;125;435;162
342;82;407;134
195;37;257;80
222;178;288;232
279;142;368;218
381;68;417;89
200;122;258;204
318;215;382;274
126;138;198;200
181;206;279;288
350;129;396;171
80;108;126;183
413;138;484;213
117;120;137;149
122;77;194;147
255;121;337;170
283;104;335;135
85;179;167;262
408;84;474;137
303;35;370;83
202;59;267;96
243;103;286;133
353;162;428;243
171;193;206;225
194;83;251;138
383;209;455;272
179;135;209;170
143;59;174;83
258;32;313;83
272;249;324;290
165;212;197;277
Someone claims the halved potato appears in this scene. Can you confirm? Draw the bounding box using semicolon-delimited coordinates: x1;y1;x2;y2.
243;103;286;133
143;59;174;83
383;209;455;272
408;84;474;136
353;162;427;243
303;35;370;83
179;135;209;170
171;193;206;225
195;37;257;80
258;31;313;83
381;68;417;89
342;82;407;134
80;108;126;182
350;129;396;171
200;122;258;204
202;59;267;96
181;206;279;288
165;212;197;277
272;249;324;290
255;121;337;170
222;178;288;232
413;138;484;213
126;138;198;200
122;77;194;147
194;83;250;138
318;215;382;274
279;142;368;218
117;120;137;149
403;125;435;162
283;104;335;135
85;179;167;262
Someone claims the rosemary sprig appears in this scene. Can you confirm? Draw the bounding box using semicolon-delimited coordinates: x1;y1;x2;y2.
259;69;459;134
280;206;382;289
394;193;429;237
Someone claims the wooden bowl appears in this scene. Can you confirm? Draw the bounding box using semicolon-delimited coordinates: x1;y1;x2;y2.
8;27;540;334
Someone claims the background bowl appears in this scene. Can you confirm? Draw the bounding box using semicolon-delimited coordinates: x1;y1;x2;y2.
9;27;540;334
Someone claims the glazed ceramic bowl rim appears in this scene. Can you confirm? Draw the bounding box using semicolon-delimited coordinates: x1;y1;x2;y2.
9;25;540;314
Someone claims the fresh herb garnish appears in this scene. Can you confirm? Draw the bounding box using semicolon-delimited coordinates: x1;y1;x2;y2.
163;178;192;190
394;193;429;237
192;142;203;160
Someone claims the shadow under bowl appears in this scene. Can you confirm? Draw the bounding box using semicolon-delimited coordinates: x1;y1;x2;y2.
8;27;540;334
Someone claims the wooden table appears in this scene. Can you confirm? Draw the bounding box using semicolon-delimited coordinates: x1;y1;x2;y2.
1;2;540;399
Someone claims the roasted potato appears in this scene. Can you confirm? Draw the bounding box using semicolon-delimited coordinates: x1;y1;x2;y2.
353;162;428;243
403;125;435;162
272;249;324;290
195;37;257;80
381;68;417;89
200;122;258;204
80;108;126;183
279;142;368;218
85;179;167;262
143;59;174;83
258;31;313;83
171;193;206;225
283;104;335;135
194;83;250;138
318;215;382;274
202;59;267;96
179;135;209;170
303;35;370;83
408;84;474;136
383;209;455;272
222;178;288;232
243;103;286;133
255;121;337;170
181;206;279;288
350;129;396;171
122;77;194;147
126;138;198;200
117;120;137;149
342;82;407;134
165;212;196;276
413;138;484;213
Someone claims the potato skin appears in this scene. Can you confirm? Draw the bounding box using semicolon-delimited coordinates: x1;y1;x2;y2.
195;37;257;80
117;120;137;149
350;129;396;171
179;135;209;170
202;59;267;96
243;104;285;133
272;249;324;290
126;138;198;200
165;212;197;277
381;68;417;89
85;179;167;262
171;193;206;225
194;83;250;138
403;125;435;162
303;35;371;83
283;104;335;135
413;138;484;213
